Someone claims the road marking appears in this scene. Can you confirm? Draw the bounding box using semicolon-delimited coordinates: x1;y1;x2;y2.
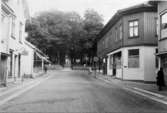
0;75;52;106
124;87;167;105
97;76;167;106
133;87;166;98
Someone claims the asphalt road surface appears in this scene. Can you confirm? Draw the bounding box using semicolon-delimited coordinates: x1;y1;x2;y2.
0;70;167;112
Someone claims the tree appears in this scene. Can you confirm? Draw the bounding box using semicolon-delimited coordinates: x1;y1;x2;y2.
82;9;104;64
26;9;104;65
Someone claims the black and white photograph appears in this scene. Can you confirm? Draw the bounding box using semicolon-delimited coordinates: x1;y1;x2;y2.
0;0;167;112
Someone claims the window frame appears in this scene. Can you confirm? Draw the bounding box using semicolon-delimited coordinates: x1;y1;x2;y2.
115;27;118;42
128;20;139;38
155;17;158;37
128;49;140;68
19;22;23;44
119;24;123;40
160;10;167;40
11;16;16;39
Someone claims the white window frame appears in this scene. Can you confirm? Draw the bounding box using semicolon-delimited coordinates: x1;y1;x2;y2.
128;20;139;38
19;22;23;43
11;16;16;38
128;49;140;68
119;24;123;40
160;10;167;39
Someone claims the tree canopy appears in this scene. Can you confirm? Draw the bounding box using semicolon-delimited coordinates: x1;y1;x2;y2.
26;9;104;65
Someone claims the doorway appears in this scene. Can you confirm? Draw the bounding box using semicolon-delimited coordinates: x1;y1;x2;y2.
0;54;8;86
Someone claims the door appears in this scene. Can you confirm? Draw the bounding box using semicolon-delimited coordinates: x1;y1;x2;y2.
0;54;8;86
18;54;21;78
113;55;116;76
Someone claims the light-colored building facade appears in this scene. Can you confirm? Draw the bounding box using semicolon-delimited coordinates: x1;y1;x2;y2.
97;3;158;82
150;1;167;84
22;40;50;78
0;0;29;85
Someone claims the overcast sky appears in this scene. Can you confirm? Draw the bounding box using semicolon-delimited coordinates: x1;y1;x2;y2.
27;0;147;24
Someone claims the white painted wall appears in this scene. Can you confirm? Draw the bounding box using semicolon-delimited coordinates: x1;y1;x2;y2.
122;47;144;81
5;0;27;79
21;43;34;76
143;47;157;82
107;46;157;81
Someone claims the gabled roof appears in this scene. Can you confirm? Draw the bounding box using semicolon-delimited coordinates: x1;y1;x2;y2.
97;2;157;42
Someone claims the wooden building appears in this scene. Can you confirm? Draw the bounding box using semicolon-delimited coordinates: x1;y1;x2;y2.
97;3;158;82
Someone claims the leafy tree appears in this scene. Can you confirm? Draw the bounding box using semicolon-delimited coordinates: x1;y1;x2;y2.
26;9;104;65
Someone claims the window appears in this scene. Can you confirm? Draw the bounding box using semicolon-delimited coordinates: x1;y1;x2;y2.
19;22;23;43
102;40;105;49
11;16;16;38
160;12;167;39
105;38;108;48
155;49;159;68
161;55;167;70
115;52;122;69
119;25;123;40
115;28;118;41
155;18;158;37
129;20;139;38
128;49;139;68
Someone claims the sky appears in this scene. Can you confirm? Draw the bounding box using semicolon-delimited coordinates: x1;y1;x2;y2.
27;0;147;24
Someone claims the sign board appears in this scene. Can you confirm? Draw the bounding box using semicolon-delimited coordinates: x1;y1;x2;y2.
94;57;99;62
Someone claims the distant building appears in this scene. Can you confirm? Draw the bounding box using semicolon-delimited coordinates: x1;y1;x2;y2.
97;3;158;82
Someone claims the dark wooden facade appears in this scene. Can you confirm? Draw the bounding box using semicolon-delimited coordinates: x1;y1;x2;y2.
97;3;158;58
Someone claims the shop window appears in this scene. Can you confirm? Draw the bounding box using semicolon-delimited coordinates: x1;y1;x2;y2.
114;52;122;69
161;56;167;69
129;20;139;38
160;12;167;39
128;49;139;68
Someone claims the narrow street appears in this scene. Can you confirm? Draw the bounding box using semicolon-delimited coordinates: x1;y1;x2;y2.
0;70;167;112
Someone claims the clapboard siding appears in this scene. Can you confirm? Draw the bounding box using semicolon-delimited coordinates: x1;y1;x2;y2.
97;6;157;57
144;12;158;45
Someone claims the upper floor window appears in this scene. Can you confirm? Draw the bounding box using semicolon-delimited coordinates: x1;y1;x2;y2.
115;27;118;42
105;37;108;49
102;40;105;49
11;16;16;38
119;25;123;40
19;22;23;43
129;20;139;38
155;18;158;37
160;12;167;39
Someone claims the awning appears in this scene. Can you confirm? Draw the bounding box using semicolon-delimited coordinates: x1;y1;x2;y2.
156;51;167;56
0;52;10;56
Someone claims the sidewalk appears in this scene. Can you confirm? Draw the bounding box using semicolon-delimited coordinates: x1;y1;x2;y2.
0;71;52;105
92;72;167;105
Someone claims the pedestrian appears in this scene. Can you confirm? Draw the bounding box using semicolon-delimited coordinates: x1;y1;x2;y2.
156;67;165;91
44;65;48;73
